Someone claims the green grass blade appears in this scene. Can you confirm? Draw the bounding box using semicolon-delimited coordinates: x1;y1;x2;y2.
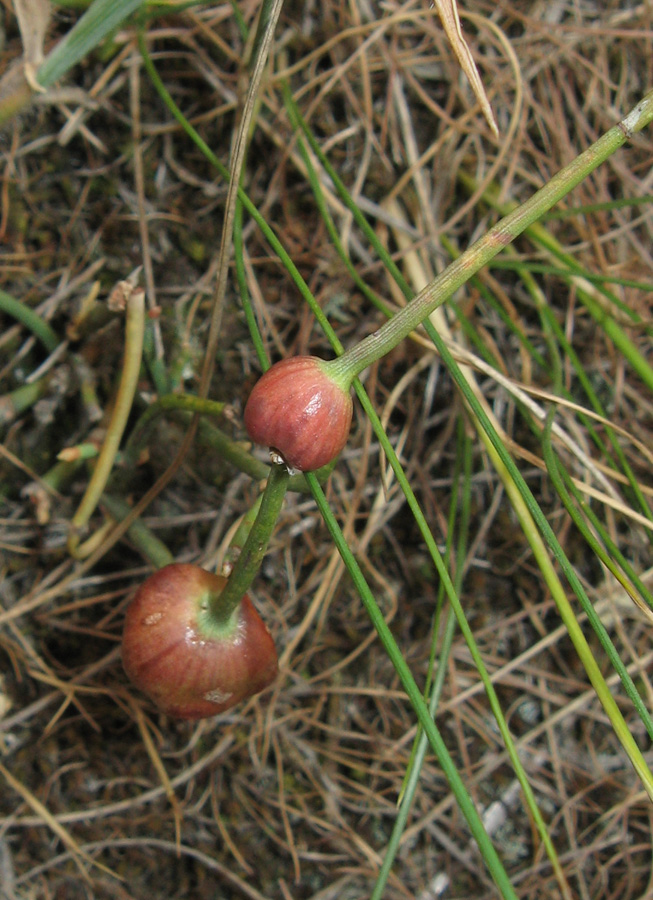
542;413;653;611
289;93;653;751
431;328;653;755
305;472;519;900
38;0;144;88
371;427;466;900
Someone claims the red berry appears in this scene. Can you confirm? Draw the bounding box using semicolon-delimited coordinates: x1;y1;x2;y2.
244;356;353;472
122;564;278;720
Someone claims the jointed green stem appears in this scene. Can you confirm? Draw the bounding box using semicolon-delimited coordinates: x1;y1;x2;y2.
100;493;174;570
209;461;289;626
0;290;60;354
0;378;50;424
68;290;145;557
327;89;653;386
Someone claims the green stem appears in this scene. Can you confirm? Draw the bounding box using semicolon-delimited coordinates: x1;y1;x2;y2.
326;89;653;384
100;493;174;569
125;392;226;458
0;290;60;353
68;289;145;556
0;378;50;425
124;396;329;493
198;418;270;481
222;494;264;572
373;426;467;900
209;461;289;626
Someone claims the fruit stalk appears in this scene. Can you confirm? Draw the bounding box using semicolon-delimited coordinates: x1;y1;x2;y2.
210;459;290;626
121;457;288;719
244;93;653;474
326;89;653;385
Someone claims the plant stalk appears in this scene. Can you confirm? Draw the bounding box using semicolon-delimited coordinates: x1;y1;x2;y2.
208;461;289;625
67;288;145;557
327;89;653;385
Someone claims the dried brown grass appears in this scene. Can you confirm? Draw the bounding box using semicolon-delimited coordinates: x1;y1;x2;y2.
1;1;653;898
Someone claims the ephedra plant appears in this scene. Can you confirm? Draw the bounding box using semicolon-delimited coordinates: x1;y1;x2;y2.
127;71;653;896
1;1;653;898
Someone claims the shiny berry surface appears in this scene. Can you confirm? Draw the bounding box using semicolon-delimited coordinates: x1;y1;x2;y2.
122;564;278;720
244;356;353;472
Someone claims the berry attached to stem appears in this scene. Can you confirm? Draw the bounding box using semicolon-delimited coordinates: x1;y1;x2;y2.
122;564;277;720
242;96;653;475
244;356;353;472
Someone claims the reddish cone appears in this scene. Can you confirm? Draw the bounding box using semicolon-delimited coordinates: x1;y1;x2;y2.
244;356;353;472
122;564;278;720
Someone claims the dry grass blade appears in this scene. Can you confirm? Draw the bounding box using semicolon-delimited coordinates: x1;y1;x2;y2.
2;1;653;897
129;698;183;851
11;0;51;89
0;762;120;883
433;0;498;136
